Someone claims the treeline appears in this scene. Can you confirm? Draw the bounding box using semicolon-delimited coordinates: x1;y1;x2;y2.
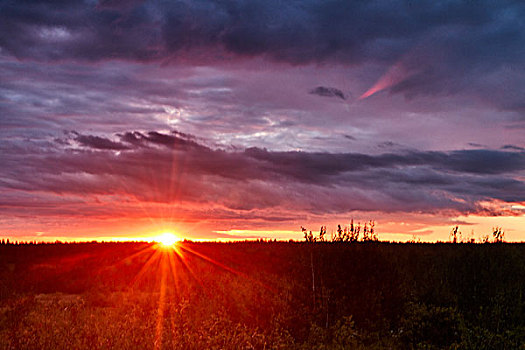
302;221;509;244
302;219;378;242
0;223;508;246
449;225;506;243
0;240;144;245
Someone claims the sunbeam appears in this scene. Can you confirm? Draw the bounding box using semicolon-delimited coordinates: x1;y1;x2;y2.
154;250;169;350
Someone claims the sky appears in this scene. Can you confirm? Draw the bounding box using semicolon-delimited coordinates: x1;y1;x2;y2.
1;0;525;242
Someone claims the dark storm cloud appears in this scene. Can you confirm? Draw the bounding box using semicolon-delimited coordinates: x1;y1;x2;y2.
73;133;130;150
243;148;525;179
502;144;525;151
1;0;524;110
141;131;203;149
1;0;523;66
2;131;524;217
309;87;346;100
115;131;205;150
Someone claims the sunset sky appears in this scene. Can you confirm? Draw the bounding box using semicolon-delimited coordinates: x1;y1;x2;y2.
1;0;524;242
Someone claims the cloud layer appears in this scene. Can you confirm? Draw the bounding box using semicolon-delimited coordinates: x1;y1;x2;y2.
2;131;524;223
2;0;524;65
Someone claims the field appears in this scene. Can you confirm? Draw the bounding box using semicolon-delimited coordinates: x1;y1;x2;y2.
1;241;525;349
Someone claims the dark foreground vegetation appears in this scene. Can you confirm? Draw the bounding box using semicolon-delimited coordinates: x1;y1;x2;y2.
1;240;525;349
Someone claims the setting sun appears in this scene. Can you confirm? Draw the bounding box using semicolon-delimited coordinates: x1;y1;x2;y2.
155;232;179;247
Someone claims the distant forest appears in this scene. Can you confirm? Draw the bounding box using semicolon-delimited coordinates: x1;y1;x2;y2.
1;237;524;349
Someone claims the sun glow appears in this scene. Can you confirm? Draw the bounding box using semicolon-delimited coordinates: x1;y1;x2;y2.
104;232;268;349
155;232;179;247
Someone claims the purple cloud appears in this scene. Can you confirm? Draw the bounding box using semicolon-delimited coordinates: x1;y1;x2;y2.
1;131;523;219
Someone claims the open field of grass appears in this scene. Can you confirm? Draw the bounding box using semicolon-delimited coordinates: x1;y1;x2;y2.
1;241;525;349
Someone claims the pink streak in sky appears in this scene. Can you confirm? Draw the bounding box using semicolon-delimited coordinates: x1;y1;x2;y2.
359;62;409;100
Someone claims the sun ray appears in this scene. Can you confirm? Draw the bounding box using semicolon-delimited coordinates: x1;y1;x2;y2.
102;237;279;350
154;250;169;350
167;248;182;296
113;243;156;267
172;245;206;290
130;249;163;289
177;243;276;293
166;140;187;225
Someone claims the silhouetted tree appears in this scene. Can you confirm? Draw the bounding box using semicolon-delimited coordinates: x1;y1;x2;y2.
319;226;327;242
302;227;316;243
367;221;378;241
336;225;344;242
450;226;460;243
349;220;357;242
351;221;360;242
362;222;369;241
492;227;505;243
